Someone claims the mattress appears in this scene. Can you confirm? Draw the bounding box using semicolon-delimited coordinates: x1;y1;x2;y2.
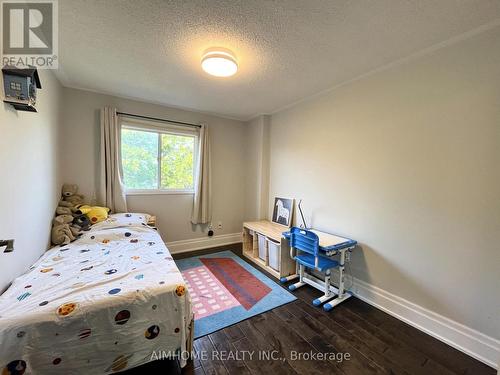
0;213;192;374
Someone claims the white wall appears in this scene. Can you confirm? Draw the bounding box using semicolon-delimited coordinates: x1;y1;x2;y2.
0;71;63;292
243;115;270;221
60;88;246;242
267;27;500;340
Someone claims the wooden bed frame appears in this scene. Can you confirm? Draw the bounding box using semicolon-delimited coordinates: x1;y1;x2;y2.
147;215;157;228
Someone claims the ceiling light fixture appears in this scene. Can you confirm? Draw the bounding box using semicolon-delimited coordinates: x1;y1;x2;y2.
201;48;238;77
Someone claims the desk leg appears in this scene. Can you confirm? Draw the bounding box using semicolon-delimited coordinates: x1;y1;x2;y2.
323;293;352;310
323;250;352;311
338;250;346;298
312;269;336;306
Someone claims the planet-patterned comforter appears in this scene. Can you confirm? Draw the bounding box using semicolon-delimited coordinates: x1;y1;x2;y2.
0;213;193;374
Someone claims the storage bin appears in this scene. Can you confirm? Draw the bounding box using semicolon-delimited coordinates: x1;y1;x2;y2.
267;238;280;271
257;233;267;261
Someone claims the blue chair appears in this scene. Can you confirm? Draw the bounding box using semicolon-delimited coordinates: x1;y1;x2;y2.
288;227;339;307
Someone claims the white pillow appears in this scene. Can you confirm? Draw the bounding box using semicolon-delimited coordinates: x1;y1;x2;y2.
89;213;152;231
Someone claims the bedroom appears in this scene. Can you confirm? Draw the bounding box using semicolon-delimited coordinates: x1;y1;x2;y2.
0;1;499;374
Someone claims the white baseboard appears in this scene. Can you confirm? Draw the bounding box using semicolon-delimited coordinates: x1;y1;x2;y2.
166;232;242;254
339;272;499;369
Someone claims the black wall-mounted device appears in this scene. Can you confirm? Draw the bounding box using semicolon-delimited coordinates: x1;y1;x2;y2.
2;65;42;112
0;239;14;253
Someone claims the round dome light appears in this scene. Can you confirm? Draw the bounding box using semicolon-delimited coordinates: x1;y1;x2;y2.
201;48;238;77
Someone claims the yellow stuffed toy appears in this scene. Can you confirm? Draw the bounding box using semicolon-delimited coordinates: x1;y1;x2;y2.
75;205;110;224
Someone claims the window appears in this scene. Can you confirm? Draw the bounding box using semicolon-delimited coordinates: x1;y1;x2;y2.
121;121;197;194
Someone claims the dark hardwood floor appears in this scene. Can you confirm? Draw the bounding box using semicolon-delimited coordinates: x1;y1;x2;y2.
124;245;495;375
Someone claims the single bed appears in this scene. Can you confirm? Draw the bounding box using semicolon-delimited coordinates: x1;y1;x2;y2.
0;213;193;374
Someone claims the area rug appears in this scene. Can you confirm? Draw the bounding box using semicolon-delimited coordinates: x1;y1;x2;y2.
175;250;296;338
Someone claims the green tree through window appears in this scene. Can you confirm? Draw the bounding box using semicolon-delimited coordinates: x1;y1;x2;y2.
121;128;158;189
121;127;195;190
161;133;194;189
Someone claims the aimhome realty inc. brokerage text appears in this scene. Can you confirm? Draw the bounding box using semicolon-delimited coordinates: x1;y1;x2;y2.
151;349;352;363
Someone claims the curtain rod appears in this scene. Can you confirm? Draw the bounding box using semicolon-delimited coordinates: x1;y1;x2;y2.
117;111;202;128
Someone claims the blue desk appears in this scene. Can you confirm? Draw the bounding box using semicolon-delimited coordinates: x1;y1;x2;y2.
283;230;357;254
282;228;357;310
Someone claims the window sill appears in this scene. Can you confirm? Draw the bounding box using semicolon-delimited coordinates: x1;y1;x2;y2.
126;189;195;196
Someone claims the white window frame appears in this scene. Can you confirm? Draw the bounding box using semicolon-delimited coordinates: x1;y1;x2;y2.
120;117;199;195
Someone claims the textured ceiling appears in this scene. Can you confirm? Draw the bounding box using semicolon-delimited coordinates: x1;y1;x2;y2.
56;1;500;120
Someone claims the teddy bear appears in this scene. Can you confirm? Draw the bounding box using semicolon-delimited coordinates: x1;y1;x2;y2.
55;205;73;215
54;214;81;238
73;214;92;232
58;184;85;211
75;205;110;224
51;184;89;245
51;215;76;245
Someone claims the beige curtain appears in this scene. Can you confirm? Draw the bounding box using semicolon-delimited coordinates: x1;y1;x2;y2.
191;124;212;224
99;107;128;213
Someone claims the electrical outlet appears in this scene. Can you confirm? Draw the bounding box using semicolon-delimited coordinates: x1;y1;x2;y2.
217;221;223;230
